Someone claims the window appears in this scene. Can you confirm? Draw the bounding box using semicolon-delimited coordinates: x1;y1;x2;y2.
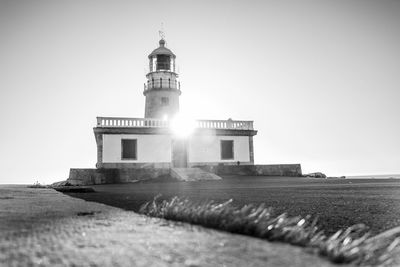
121;139;137;160
161;97;169;106
221;140;234;159
156;55;170;70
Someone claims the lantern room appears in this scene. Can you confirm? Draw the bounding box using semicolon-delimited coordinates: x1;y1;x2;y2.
148;39;176;72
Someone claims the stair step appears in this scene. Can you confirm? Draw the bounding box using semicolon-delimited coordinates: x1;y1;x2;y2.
171;168;222;181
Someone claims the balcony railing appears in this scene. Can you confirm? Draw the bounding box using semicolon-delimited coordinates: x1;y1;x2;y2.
96;117;169;128
196;119;253;130
144;79;180;91
96;117;254;130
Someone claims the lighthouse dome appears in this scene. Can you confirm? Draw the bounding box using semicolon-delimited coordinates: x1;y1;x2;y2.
148;39;176;58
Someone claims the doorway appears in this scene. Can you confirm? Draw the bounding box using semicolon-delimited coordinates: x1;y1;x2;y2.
172;139;188;168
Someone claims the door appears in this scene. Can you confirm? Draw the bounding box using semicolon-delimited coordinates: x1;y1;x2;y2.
172;139;188;168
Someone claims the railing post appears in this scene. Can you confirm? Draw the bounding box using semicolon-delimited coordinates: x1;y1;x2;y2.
227;118;232;129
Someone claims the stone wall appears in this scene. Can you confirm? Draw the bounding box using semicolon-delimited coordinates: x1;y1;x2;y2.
195;164;302;177
68;169;116;185
68;168;170;185
68;164;302;185
253;164;302;176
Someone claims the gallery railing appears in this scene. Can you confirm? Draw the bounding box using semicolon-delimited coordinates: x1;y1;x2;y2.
96;117;254;130
144;79;180;91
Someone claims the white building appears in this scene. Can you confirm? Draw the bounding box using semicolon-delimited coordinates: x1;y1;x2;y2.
94;38;257;169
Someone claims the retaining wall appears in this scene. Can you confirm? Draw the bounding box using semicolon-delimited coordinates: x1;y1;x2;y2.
68;168;170;185
68;164;302;185
196;164;302;177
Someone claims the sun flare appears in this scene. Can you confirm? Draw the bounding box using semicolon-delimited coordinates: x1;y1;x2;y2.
170;113;196;138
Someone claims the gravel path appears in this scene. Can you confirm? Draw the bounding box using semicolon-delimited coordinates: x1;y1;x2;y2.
0;185;343;267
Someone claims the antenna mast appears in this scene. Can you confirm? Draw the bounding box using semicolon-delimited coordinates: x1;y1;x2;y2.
158;22;165;40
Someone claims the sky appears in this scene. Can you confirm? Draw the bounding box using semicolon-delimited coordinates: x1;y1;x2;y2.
0;0;399;184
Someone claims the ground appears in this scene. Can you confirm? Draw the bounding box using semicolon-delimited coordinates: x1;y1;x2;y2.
0;185;340;267
66;176;400;235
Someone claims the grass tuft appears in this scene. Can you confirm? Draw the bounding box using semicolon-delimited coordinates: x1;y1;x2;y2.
139;196;400;266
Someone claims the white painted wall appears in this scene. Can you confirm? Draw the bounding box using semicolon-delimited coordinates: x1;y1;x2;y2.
188;135;250;163
102;134;172;163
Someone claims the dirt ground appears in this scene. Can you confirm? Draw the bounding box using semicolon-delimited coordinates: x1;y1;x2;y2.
66;176;400;235
0;185;340;267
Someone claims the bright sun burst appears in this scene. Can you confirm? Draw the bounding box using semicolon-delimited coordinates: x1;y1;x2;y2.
170;112;197;138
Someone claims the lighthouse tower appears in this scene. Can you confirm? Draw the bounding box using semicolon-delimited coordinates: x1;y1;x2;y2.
144;39;181;119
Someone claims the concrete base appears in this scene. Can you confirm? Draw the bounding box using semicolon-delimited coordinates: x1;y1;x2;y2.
196;164;302;177
68;168;171;185
67;164;302;185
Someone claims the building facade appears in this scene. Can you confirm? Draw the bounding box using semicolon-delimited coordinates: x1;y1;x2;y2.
94;39;257;169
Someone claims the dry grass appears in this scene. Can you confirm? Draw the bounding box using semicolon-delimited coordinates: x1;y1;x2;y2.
139;196;400;266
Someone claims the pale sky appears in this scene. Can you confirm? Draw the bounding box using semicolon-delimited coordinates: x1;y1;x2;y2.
1;0;399;184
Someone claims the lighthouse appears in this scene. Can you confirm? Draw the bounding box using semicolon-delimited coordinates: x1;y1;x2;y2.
144;39;181;119
66;35;304;185
92;37;257;170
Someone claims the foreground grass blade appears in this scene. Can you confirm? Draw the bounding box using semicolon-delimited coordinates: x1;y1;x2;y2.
139;196;399;266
